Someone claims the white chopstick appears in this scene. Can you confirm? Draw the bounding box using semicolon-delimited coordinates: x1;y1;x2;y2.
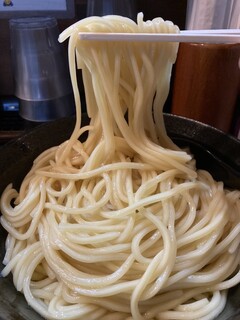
79;29;240;43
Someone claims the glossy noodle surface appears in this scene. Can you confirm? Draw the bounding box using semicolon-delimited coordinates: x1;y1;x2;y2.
1;13;240;320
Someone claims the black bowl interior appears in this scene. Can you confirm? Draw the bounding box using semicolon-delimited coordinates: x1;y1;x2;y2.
0;114;240;319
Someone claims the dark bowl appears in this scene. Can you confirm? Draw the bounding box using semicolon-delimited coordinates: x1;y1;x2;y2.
0;114;240;320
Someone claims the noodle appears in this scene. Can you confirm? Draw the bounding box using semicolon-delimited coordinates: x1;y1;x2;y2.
1;12;240;320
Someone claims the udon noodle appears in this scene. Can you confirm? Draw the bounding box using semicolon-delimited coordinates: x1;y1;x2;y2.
1;13;240;320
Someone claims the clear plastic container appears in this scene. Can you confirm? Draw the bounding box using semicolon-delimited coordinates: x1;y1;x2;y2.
9;16;75;121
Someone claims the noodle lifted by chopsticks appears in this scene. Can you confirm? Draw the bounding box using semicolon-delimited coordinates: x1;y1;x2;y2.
1;13;240;320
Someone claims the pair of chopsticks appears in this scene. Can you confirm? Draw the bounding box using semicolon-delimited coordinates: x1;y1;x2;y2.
79;29;240;43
